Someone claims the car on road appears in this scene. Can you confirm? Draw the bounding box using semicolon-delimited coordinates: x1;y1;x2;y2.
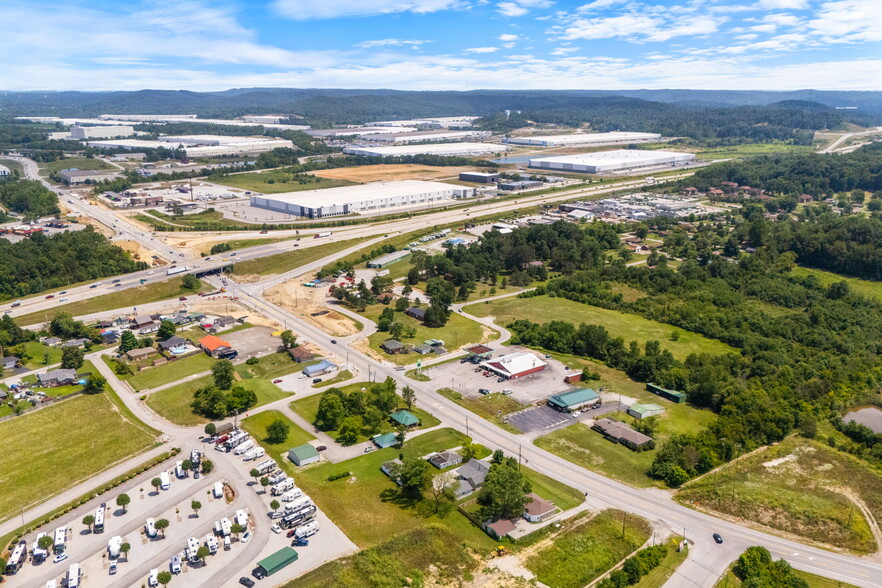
478;388;490;395
330;339;337;344
242;531;252;543
364;446;375;453
179;296;187;301
273;378;283;383
112;279;121;283
59;291;67;295
231;252;237;256
251;566;267;580
45;294;54;299
147;270;154;275
293;243;299;247
193;470;200;479
115;283;122;287
271;524;281;534
53;553;68;564
713;533;723;544
312;378;322;384
59;297;69;302
240;578;256;587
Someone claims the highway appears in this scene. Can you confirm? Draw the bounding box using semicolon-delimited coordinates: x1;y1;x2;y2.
6;156;882;587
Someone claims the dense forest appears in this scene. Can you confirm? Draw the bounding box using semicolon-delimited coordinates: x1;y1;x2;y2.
684;142;882;195
0;227;146;300
0;179;60;219
407;218;882;486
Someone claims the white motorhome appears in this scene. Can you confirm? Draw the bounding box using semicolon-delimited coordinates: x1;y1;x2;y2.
233;440;254;455
5;540;27;574
281;488;303;502
284;495;312;513
94;502;107;533
175;460;185;478
220;517;232;537
243;447;265;461
205;534;218;554
296;520;320;538
267;472;287;485
160;471;170;490
213;482;224;499
271;477;296;496
108;535;122;559
67;564;81;588
53;526;67;554
235;509;248;528
32;532;50;561
186;537;200;563
145;518;157;538
255;459;275;475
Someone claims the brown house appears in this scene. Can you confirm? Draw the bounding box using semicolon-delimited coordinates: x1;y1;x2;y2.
288;347;316;363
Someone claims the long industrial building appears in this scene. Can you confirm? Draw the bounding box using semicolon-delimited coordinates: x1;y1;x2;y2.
87;136;294;157
250;180;476;219
358;130;488;144
529;150;695;173
343;142;507;158
505;132;662;147
306;127;418;138
70;125;135;139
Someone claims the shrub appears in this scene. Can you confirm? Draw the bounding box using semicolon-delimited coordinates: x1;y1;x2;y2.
327;471;351;482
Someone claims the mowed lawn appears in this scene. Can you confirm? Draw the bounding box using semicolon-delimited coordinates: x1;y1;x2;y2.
147;374;291;426
526;510;651;588
231;237;372;276
715;567;860;588
242;410;315;450
124;353;216;391
0;392;157;520
362;305;491;365
790;266;882;302
209;169;354;194
466;295;735;360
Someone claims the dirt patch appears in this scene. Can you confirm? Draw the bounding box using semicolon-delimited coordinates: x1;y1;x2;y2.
114;240;164;265
310;164;472;183
350;337;389;364
187;299;280;330
264;280;360;337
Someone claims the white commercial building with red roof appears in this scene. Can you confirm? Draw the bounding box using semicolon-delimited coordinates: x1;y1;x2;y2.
480;352;547;380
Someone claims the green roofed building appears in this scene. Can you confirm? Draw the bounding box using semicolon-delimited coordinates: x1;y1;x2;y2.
256;547;299;576
547;388;601;413
627;403;665;419
288;444;319;466
646;383;686;403
390;409;420;427
373;432;398;448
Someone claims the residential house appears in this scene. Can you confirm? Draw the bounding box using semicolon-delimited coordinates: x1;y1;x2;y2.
405;307;427;321
302;360;337;378
288;347;316;363
376;292;395;305
413;344;433;355
131;315;154;329
454;459;490;498
389;410;420;428
138;322;159;335
158;336;189;353
199;335;234;358
380;459;403;485
381;339;407;354
483;519;517;540
126;347;158;362
592;418;654;451
428;451;462;469
61;338;89;348
0;356;21;370
213;316;237;330
40;337;62;347
523;493;556;522
37;368;77;387
101;331;120;345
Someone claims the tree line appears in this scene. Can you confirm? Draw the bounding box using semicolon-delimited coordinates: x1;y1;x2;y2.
0;179;60;219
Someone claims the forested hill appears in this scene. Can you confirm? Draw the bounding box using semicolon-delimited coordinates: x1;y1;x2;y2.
683;142;882;196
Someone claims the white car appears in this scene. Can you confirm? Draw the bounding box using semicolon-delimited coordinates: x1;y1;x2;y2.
147;271;154;275
271;524;281;534
53;553;68;564
570;411;582;419
59;298;69;302
241;531;252;543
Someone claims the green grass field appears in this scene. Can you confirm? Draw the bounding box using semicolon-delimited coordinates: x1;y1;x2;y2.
695;142;814;160
436;387;524;434
313;369;354;387
362;304;492;365
0;391;157;521
466;295;734;360
136;210;252;230
197;236;289;256
0;158;24;176
790;266;882;302
715;566;859;588
234;352;304;381
124;352;216;391
15;277;209;326
677;436;882;554
290;382;441;444
241;410;315;449
14;340;64;367
40;157;113;175
525;510;651;588
208;169;354;194
632;538;688;588
231;237;372;276
146;372;292;426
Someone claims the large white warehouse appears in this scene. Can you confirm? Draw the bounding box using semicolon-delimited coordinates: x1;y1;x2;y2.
359;130;488;144
70;125;135;139
506;132;662;147
343;142;507;158
529;150;695;173
250;180;476;219
87;137;294;157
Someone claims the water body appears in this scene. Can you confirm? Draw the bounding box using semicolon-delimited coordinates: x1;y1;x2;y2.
843;406;882;434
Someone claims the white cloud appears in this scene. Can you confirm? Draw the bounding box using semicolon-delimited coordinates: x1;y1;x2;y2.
807;0;882;42
273;0;465;20
557;9;724;43
758;0;809;8
356;38;431;48
496;0;552;17
550;46;579;55
498;33;520;41
578;0;629;11
465;46;499;52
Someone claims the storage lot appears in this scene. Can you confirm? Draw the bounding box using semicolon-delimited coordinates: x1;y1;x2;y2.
224;326;280;359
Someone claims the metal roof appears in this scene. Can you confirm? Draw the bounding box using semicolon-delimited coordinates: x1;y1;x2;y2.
547;388;599;409
390;410;420;427
257;547;299;576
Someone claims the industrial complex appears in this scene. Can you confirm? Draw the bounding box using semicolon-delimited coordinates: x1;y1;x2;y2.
249;180;476;218
343;142;507;158
69;125;134;139
529;149;695;173
505;131;662;146
87;136;294;157
358;130;489;144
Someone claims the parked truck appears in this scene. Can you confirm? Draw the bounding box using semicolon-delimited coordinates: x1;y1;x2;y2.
314;232;332;239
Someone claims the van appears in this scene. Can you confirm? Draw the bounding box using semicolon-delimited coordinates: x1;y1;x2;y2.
223;536;231;551
170;554;182;574
147;568;159;587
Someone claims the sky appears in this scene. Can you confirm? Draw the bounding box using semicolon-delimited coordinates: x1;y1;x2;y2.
2;0;881;91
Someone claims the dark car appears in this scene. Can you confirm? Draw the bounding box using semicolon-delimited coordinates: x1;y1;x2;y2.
251;566;267;580
45;294;54;299
287;529;298;538
179;296;187;301
240;577;256;587
312;378;322;384
316;445;327;452
330;339;337;344
713;533;723;544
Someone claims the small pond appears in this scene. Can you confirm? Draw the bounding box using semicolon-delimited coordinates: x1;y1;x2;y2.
843;406;882;434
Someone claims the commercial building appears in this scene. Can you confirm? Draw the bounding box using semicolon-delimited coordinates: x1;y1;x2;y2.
70;125;134;139
505;132;662;147
459;171;500;183
302;360;337;377
199;335;233;358
592;418;654;451
358;130;488;143
255;547;299;576
288;444;320;466
342;142;508;158
547;389;601;413
87;136;294;157
307;127;418;138
529;150;695;174
250;180;476;219
627;403;666;419
57;169;121;184
368;116;479;128
367;250;410;268
480;352;547;380
98;114;198;122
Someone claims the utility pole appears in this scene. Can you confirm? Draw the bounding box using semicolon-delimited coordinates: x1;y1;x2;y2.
466;416;469;438
518;444;522;471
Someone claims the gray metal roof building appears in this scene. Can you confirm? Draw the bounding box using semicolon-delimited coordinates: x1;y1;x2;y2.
529;150;695;174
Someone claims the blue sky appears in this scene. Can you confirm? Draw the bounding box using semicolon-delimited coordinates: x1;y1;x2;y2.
3;0;881;91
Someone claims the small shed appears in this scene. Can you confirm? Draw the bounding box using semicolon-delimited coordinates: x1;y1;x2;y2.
302;360;337;377
288;444;320;466
373;432;398;449
483;519;517;540
627;403;665;419
390;410;420;428
381;459;403;485
413;344;433;354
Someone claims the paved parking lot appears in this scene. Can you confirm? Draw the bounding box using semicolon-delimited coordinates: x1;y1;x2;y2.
224;326;280;359
424;345;574;405
505;405;571;433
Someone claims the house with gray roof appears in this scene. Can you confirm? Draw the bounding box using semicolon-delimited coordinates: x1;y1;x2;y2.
38;368;77;388
454;458;491;498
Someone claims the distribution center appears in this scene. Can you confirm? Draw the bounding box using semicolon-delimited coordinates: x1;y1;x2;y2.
529;150;695;173
342;142;507;158
505;131;662;146
250;180;476;219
